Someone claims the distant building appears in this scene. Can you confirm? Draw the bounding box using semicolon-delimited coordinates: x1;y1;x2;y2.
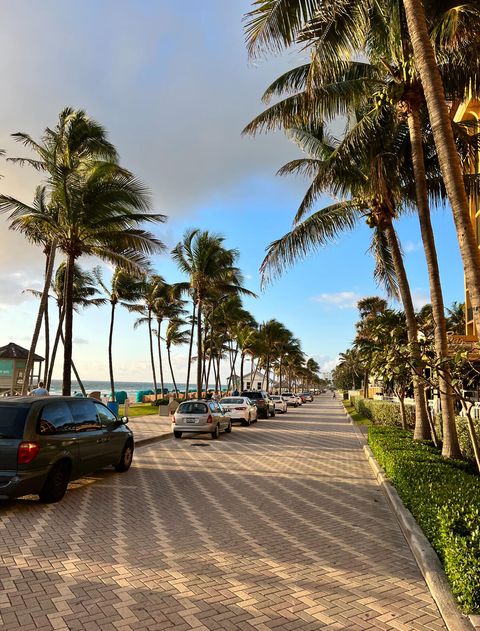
0;342;44;395
234;370;278;392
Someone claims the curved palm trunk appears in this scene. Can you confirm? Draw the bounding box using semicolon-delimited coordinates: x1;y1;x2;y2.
185;302;196;398
196;299;203;399
240;352;246;392
157;318;165;396
108;301;116;402
403;0;480;336
62;253;75;396
407;107;461;457
22;241;57;394
384;221;431;440
266;356;270;391
167;345;178;397
47;305;64;390
147;310;158;400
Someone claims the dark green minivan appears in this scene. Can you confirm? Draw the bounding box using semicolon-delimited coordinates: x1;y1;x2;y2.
0;396;134;503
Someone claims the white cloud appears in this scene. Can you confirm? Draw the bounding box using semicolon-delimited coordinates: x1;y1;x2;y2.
404;241;423;253
311;291;359;309
411;289;430;310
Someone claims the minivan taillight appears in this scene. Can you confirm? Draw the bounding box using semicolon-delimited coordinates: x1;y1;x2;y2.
172;415;176;424
207;414;213;423
18;442;40;465
257;399;264;404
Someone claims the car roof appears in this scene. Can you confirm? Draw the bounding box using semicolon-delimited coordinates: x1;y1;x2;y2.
179;399;209;404
0;396;101;405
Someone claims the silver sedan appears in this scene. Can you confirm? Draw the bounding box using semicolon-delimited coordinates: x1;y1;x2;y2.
172;400;232;439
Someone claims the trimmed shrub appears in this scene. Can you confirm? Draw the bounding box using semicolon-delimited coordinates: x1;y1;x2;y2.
369;426;480;613
350;396;414;427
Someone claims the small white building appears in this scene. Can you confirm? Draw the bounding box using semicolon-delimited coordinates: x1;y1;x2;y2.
234;371;278;392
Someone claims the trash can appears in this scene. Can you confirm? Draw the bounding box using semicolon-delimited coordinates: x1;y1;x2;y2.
107;401;119;417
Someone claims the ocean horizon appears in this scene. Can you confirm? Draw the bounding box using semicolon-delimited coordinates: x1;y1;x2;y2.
49;379;222;399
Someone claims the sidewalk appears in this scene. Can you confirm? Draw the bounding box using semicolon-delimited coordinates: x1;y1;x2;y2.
128;413;172;445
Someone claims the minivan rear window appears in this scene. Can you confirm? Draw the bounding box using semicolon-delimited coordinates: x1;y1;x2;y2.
177;402;208;414
0;405;29;439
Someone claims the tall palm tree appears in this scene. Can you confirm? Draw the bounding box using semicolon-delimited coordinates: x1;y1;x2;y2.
0;108;118;394
94;267;144;401
1;161;166;395
165;320;190;397
172;229;254;399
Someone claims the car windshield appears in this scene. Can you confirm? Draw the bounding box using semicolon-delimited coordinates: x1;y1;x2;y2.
220;398;244;404
0;405;29;439
177;402;208;414
283;393;293;397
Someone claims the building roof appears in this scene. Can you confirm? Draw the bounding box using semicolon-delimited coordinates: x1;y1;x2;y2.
0;342;44;361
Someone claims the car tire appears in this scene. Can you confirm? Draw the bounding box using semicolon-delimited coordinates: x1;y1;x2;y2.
270;408;276;417
212;424;220;439
174;431;182;439
115;441;134;472
225;420;232;434
242;414;251;427
39;461;70;503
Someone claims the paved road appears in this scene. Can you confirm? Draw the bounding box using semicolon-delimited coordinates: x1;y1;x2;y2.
0;396;446;630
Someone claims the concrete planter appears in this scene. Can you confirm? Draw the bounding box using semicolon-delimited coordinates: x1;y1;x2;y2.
158;405;169;416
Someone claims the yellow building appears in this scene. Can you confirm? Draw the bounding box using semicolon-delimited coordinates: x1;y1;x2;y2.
452;98;480;335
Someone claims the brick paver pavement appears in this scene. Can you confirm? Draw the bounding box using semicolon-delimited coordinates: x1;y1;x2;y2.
0;395;446;630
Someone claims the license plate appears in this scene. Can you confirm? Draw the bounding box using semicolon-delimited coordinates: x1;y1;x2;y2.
185;418;197;424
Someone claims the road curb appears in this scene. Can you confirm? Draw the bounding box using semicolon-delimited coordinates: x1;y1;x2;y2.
343;405;475;631
135;433;172;448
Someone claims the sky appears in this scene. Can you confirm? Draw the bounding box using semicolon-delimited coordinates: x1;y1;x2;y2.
0;0;466;383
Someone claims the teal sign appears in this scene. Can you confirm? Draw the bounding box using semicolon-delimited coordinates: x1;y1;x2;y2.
0;359;13;377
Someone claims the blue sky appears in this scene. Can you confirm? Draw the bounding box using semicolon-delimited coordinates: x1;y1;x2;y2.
0;1;465;382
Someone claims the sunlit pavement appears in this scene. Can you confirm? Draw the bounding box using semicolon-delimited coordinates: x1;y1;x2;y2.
0;396;446;630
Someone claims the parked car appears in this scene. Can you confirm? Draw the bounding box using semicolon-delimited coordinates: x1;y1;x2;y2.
240;391;275;419
172;400;232;439
302;392;314;402
297;393;307;404
270;395;287;414
219;397;258;425
281;392;299;407
0;396;133;503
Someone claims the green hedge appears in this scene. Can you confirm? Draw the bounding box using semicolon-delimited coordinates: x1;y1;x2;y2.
350;396;414;428
368;426;480;613
456;415;480;460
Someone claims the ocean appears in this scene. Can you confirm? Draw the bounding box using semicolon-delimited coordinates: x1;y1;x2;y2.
49;380;217;400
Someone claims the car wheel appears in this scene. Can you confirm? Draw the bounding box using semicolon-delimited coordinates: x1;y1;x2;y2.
174;431;182;439
270;407;276;417
115;441;134;472
242;414;251;427
212;424;220;439
225;420;232;434
39;461;70;503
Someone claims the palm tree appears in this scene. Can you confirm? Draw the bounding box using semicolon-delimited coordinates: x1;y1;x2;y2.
165;320;190;397
446;302;466;335
172;229;254;399
0;108;118;394
94;267;144;401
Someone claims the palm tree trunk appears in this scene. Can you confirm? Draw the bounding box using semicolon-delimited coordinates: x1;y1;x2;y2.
266;356;270;391
108;301;116;402
157;318;165;396
22;241;57;394
407;106;461;457
196;299;203;399
47;305;64;390
363;370;369;399
240;352;245;392
43;296;50;384
384;221;431;440
148;311;158;400
185;302;196;397
403;0;480;336
59;326;86;397
167;345;178;397
62;252;75;396
399;395;408;430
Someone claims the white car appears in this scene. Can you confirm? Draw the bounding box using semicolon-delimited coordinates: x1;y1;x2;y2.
281;392;299;407
219;397;258;426
270;395;287;414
